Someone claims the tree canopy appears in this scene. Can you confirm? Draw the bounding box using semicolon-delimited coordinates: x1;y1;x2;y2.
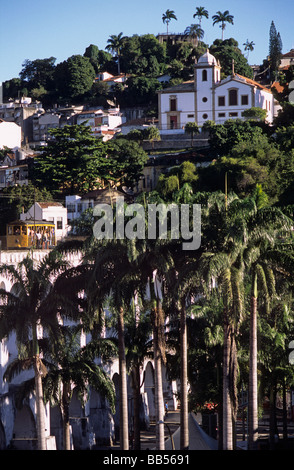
32;123;148;195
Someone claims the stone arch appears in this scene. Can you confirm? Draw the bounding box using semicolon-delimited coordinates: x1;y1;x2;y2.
12;404;37;450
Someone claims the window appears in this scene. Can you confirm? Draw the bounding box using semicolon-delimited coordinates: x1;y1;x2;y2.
218;113;226;117
170;97;177;111
57;217;63;230
202;97;208;102
229;89;238;106
241;95;249;105
187;114;194;118
202;70;207;81
202;114;208;120
229;112;238;117
218;96;225;106
67;204;75;213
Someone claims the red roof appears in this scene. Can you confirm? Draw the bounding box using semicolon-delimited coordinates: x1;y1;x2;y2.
234;74;272;93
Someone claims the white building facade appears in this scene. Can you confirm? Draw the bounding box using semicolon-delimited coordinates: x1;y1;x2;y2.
158;50;275;132
0;120;22;149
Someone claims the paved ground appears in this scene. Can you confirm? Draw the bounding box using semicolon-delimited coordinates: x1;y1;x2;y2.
99;411;218;451
96;410;294;451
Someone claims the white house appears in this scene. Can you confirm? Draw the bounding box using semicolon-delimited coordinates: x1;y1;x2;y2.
32;111;60;142
279;49;294;69
158;50;275;132
76;108;126;140
0;119;22;149
20;202;68;241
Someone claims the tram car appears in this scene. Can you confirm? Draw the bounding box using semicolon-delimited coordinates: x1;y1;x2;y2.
5;220;56;249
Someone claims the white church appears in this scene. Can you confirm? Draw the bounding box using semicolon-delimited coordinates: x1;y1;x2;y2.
158;50;275;131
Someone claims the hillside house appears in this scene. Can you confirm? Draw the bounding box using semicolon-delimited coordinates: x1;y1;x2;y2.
94;72;129;91
32;111;60;143
20;202;68;241
0;119;21;149
76;108;126;140
280;49;294;69
66;188;132;227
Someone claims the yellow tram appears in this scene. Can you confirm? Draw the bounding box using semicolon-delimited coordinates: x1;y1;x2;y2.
6;220;56;249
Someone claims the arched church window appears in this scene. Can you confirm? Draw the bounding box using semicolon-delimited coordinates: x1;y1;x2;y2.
202;70;207;81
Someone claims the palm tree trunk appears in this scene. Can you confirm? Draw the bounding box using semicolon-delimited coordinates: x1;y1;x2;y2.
118;306;129;450
32;324;47;451
62;383;71;450
282;377;288;440
248;286;259;450
154;336;165;449
180;298;189;449
152;299;165;450
223;317;233;450
269;382;278;449
132;364;141;450
34;357;47;450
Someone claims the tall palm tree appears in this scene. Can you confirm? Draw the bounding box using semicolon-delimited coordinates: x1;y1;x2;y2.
193;6;209;28
243;39;255;60
124;300;153;450
245;245;294;449
135;236;175;450
197;191;254;449
184;24;204;47
202;192;293;449
212;10;234;41
86;238;142;450
0;252;73;450
162;9;177;36
42;324;116;450
106;32;125;75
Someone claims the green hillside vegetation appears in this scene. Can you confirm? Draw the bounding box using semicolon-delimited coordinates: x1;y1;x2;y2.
3;33;254;111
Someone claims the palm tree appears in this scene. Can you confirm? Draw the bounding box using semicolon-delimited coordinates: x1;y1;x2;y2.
184;24;204;47
162;9;177;36
245;245;294;449
106;32;125;75
124;300;153;449
42;324;116;450
212;10;234;41
184;121;200;146
201;192;293;449
0;252;73;450
197;192;252;449
135;235;175;450
243;39;255;60
193;6;209;27
86;238;142;450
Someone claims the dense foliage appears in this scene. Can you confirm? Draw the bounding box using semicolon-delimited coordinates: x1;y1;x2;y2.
3;31;255;109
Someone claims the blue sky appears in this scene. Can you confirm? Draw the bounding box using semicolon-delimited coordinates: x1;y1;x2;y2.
1;0;293;83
